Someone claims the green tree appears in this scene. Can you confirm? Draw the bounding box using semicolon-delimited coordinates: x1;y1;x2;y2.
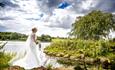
0;32;27;41
70;10;115;40
40;34;52;42
10;32;19;40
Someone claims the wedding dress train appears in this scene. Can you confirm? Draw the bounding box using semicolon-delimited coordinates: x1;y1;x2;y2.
9;33;43;69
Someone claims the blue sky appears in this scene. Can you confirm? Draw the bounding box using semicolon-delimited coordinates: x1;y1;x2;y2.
0;0;115;37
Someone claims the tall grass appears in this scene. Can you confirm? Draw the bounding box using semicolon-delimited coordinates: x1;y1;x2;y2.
44;39;115;69
0;42;13;70
45;39;114;58
0;52;13;69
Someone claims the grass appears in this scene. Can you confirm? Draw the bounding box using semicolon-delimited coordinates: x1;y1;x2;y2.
0;52;13;69
44;39;115;70
0;41;13;70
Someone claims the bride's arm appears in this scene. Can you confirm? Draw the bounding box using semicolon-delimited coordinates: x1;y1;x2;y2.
32;34;36;43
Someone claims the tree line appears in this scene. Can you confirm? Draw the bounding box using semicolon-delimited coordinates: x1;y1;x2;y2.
0;32;27;41
0;32;52;42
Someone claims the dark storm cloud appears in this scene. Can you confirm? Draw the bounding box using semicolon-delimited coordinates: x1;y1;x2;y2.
37;0;62;14
0;3;5;7
37;0;115;14
66;0;115;14
47;0;61;7
38;0;115;29
37;0;83;14
0;17;14;20
0;0;19;8
1;0;115;31
95;0;115;13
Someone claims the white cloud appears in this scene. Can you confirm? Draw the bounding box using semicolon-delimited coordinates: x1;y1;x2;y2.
0;0;115;37
81;0;97;10
45;9;83;29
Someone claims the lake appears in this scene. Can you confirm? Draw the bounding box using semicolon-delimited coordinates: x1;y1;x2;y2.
1;41;62;67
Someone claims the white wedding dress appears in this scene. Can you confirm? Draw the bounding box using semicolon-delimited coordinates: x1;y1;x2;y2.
9;33;43;69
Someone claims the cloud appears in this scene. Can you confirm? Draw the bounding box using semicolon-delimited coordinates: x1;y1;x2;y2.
0;3;5;7
0;0;19;8
0;0;115;37
45;9;78;29
0;17;14;20
74;0;115;13
37;0;115;14
47;0;61;7
94;0;115;12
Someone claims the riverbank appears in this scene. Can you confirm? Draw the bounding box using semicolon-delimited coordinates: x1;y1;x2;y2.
44;39;115;70
6;66;73;70
0;41;13;70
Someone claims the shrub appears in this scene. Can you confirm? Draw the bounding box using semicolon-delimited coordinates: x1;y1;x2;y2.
44;39;115;69
0;52;13;69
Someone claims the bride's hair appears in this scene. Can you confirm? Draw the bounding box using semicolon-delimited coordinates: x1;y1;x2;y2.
32;27;37;32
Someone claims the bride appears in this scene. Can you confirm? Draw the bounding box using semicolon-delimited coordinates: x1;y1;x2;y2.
9;27;43;69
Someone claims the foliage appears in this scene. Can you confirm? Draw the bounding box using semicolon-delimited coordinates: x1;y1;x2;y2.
0;52;12;69
46;64;53;70
44;39;115;69
0;32;52;42
70;10;115;40
0;32;27;41
45;39;114;58
0;42;13;70
0;42;7;49
57;59;78;66
39;34;52;42
0;42;12;70
0;45;13;70
74;65;83;70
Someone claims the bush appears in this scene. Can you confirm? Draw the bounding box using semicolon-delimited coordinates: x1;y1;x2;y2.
45;39;114;58
46;64;53;70
0;52;13;69
44;39;115;69
0;41;13;69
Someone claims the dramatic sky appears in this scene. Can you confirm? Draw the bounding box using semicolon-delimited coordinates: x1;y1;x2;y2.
0;0;115;37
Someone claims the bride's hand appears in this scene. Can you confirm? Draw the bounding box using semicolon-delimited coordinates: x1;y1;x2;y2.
36;41;39;44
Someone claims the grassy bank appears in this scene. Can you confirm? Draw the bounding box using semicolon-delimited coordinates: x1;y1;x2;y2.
44;39;115;70
0;42;13;70
0;52;13;70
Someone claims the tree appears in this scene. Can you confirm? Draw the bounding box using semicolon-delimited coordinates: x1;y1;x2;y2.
40;34;52;42
70;10;115;40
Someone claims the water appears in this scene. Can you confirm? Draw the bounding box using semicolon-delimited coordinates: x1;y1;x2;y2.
1;41;61;68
